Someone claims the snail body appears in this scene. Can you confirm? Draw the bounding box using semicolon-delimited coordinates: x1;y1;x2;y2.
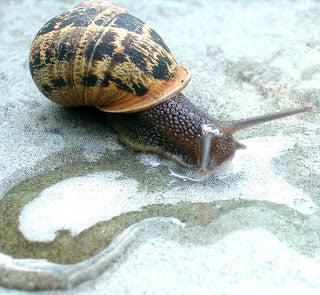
29;0;311;175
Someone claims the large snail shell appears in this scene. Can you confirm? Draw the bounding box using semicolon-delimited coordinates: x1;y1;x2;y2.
29;0;190;113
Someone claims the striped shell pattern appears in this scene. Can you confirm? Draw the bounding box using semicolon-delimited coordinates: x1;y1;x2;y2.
29;0;190;113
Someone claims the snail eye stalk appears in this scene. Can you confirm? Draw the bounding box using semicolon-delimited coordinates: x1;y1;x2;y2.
226;107;312;134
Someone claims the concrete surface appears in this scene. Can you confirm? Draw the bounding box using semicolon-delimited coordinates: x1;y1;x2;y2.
0;0;319;293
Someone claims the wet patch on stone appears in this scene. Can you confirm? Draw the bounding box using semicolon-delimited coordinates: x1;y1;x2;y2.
0;194;319;290
0;133;318;290
0;149;178;264
272;145;320;206
0;155;319;265
1;182;320;258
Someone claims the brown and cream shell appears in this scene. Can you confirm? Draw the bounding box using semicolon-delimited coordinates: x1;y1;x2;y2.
29;0;190;113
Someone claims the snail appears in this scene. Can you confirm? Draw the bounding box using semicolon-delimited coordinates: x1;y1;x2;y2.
29;0;311;175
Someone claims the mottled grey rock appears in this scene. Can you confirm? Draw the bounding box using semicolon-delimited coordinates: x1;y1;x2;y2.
0;0;319;294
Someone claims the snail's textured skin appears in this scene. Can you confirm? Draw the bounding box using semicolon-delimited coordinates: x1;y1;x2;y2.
109;94;238;168
29;2;189;113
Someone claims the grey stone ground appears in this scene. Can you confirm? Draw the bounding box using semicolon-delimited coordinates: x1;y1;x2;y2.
0;0;320;294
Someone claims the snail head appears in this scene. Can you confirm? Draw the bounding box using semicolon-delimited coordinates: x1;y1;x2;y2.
198;107;311;176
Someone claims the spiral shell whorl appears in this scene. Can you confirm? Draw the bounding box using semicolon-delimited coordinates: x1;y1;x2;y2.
29;1;189;113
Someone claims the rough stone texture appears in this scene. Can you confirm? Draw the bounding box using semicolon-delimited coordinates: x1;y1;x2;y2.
0;0;319;294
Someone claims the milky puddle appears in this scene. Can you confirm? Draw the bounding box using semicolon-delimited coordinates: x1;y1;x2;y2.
19;171;139;242
14;135;316;244
0;135;318;290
